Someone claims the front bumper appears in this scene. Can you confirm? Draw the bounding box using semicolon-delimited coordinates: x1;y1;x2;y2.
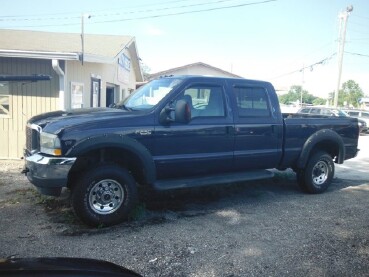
23;151;76;196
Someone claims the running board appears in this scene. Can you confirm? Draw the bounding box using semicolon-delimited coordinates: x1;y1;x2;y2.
152;170;274;191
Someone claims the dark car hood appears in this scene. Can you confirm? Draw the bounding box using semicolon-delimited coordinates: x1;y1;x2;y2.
28;107;146;134
0;257;142;276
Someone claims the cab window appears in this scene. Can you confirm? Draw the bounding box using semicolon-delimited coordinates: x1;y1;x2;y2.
234;86;270;117
178;85;225;118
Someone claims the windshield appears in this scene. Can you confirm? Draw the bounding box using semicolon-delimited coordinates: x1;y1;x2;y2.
117;78;183;110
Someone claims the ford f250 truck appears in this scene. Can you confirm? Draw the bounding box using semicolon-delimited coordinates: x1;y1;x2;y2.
23;76;359;226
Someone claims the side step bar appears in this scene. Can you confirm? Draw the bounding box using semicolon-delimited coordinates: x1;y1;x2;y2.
153;170;274;191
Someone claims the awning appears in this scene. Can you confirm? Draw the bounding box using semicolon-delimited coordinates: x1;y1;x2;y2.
0;74;52;82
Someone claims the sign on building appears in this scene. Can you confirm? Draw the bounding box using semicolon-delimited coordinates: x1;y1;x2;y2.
118;53;131;84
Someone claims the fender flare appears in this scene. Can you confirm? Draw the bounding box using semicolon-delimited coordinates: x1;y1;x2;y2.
65;134;156;184
297;129;345;168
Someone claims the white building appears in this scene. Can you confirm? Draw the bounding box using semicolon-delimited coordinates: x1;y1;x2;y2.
149;62;242;80
0;29;143;159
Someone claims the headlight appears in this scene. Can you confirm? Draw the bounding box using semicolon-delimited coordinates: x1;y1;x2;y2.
40;132;62;156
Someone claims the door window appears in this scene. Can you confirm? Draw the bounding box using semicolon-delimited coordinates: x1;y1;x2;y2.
91;78;101;107
0;82;11;118
179;85;225;118
234;86;270;117
71;82;84;109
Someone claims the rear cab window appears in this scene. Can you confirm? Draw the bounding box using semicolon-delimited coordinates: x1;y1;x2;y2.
234;86;271;117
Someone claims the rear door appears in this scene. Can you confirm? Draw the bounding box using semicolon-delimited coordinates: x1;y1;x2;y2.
230;81;283;170
153;79;234;179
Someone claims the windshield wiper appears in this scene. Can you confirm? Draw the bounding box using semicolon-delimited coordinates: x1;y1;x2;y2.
121;104;132;111
112;103;132;111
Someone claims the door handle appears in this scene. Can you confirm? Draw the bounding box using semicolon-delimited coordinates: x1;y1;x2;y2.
226;126;234;135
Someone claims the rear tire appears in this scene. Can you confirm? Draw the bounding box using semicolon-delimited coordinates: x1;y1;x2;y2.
71;164;138;227
297;151;334;194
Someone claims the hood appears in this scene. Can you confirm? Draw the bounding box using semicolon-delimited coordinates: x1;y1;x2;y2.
28;107;146;134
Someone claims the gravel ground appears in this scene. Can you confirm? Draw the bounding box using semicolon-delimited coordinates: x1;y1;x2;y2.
0;136;368;276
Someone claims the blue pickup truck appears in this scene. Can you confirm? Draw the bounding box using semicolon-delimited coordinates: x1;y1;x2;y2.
23;76;359;226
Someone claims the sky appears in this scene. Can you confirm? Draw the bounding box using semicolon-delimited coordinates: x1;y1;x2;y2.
1;0;369;98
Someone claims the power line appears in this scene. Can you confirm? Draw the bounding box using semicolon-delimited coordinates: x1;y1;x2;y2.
271;53;337;80
349;20;369;29
95;0;277;24
0;15;79;22
352;14;369;21
0;0;238;22
345;51;369;58
350;37;369;41
90;0;242;19
0;0;192;18
1;0;277;28
301;41;335;59
349;27;369;36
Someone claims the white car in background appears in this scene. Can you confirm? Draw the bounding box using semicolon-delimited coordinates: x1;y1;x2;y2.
297;106;368;134
342;109;369;134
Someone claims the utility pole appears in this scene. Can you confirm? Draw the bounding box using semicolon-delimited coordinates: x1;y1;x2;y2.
81;14;91;65
301;64;305;107
334;5;353;107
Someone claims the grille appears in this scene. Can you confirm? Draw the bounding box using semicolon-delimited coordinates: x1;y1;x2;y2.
26;125;40;152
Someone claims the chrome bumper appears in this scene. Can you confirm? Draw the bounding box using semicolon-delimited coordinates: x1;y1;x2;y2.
24;151;76;196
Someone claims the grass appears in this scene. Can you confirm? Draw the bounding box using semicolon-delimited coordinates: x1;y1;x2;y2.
0;188;36;206
273;170;296;181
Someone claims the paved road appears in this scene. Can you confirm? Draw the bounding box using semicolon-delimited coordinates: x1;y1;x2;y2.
335;134;369;180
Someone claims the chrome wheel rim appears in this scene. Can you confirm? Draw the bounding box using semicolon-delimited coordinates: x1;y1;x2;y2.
89;179;124;214
312;161;328;186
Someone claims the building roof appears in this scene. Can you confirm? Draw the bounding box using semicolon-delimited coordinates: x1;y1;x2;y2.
0;29;143;82
0;29;134;60
149;62;242;79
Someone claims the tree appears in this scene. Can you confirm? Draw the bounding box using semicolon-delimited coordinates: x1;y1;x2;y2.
279;85;325;105
140;61;151;81
279;86;307;104
329;80;364;107
312;98;326;105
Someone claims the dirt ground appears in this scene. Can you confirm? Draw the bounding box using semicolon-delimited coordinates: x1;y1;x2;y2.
0;136;368;277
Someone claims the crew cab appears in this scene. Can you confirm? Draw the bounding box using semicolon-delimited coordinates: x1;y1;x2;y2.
23;76;359;226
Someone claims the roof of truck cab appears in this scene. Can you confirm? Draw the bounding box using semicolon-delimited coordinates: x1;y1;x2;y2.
157;74;273;85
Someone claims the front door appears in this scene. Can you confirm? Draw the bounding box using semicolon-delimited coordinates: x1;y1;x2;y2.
106;87;115;107
91;78;101;107
154;80;234;179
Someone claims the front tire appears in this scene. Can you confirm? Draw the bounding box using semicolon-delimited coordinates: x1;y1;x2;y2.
297;151;334;194
71;164;138;226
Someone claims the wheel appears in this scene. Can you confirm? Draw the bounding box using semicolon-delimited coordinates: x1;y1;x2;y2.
71;164;138;226
297;151;334;194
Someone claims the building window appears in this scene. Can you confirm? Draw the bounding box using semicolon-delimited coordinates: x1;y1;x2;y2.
0;82;11;118
71;82;84;109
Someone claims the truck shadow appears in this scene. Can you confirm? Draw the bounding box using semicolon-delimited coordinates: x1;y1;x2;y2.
37;171;368;235
141;175;299;212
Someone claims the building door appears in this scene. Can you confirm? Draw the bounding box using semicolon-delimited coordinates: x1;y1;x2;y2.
91;78;101;107
106;86;115;107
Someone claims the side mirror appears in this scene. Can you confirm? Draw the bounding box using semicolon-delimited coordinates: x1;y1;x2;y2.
175;99;191;123
159;99;191;125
